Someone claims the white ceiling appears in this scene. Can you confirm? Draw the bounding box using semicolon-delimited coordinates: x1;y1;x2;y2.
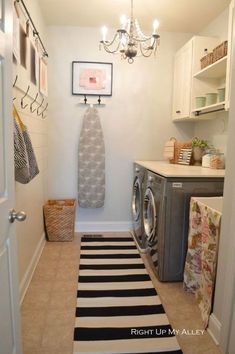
38;0;230;33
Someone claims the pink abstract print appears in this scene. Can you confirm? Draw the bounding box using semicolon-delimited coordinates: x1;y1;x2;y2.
79;69;106;90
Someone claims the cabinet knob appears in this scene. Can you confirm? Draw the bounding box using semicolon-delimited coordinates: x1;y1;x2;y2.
176;110;181;114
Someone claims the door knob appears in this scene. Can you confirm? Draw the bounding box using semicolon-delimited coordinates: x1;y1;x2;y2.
9;209;27;223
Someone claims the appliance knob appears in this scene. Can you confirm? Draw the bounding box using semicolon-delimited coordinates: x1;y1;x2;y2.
148;176;153;182
135;167;140;173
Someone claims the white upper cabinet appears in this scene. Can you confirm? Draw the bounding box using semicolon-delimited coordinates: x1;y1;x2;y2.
172;40;193;120
172;0;234;121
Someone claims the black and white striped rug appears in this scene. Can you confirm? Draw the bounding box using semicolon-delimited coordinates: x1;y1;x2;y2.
73;234;183;354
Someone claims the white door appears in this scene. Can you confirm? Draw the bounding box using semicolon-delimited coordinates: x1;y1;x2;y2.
0;0;23;353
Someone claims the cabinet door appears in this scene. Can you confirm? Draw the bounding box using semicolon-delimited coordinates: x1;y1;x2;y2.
172;40;193;120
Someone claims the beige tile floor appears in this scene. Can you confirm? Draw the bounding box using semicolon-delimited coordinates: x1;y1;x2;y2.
21;232;222;354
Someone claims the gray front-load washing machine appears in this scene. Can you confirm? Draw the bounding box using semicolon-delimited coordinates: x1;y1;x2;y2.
131;163;148;251
143;170;224;281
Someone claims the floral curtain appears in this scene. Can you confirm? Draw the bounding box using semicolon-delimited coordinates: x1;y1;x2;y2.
183;197;222;328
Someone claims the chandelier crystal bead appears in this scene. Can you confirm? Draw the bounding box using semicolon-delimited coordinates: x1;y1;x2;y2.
99;0;160;64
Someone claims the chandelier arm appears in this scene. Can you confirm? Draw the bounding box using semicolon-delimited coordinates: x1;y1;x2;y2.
139;43;155;57
103;41;122;54
105;31;121;47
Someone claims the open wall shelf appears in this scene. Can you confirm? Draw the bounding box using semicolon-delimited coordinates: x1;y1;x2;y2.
193;56;227;79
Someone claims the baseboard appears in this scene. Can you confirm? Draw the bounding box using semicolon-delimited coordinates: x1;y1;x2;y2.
19;232;46;305
75;221;132;232
207;313;221;345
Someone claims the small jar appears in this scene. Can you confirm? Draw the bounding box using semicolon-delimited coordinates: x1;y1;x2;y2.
210;153;225;169
202;154;211;168
202;148;216;168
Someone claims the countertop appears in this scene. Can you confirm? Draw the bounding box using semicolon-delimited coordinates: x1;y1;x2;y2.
135;160;225;178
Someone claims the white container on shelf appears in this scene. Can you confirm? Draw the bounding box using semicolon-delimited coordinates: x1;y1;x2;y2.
202;154;211;168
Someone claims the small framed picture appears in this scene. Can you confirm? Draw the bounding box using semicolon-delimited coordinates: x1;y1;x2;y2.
39;57;48;97
72;61;113;96
178;148;192;165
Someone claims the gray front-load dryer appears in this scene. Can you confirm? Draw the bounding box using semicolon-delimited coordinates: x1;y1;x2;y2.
131;163;148;251
143;170;224;281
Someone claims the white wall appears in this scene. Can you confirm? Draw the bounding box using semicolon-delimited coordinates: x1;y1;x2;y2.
14;0;48;302
47;26;193;230
194;7;229;155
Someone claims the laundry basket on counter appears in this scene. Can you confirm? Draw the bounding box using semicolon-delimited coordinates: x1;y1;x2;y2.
43;199;76;241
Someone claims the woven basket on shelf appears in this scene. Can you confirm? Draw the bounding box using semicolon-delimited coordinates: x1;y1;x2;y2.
213;41;228;62
170;140;192;164
43;199;76;241
200;52;214;69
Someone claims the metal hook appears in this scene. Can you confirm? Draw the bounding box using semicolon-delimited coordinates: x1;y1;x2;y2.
13;75;18;88
37;97;44;115
33;29;39;37
21;85;30;109
13;75;18;101
30;93;38;113
41;103;48;119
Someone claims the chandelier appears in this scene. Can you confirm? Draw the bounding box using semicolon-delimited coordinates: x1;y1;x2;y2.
99;0;160;64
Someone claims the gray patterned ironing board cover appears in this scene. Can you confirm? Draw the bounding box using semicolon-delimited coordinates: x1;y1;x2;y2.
78;107;105;208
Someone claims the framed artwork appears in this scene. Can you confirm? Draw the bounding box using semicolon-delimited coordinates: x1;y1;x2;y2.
72;61;113;96
39;57;48;96
19;24;27;69
178;148;192;165
30;42;37;85
13;9;20;62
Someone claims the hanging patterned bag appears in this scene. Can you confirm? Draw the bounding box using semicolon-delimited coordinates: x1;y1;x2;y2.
13;105;39;184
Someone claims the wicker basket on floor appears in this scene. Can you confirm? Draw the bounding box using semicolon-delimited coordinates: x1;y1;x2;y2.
43;199;76;241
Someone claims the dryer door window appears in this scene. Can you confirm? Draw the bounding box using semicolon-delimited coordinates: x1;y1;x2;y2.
143;187;157;243
132;177;141;222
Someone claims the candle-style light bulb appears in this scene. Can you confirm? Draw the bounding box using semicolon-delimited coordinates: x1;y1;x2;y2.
153;19;159;34
101;26;108;41
120;15;127;30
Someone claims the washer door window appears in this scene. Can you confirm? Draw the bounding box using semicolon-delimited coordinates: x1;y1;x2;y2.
143;187;157;244
132;177;141;222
